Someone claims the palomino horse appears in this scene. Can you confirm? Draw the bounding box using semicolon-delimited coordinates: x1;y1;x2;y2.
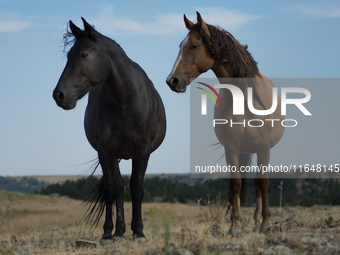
53;18;166;244
166;12;284;234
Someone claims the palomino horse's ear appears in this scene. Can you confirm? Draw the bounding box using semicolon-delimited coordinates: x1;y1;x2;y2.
196;12;210;37
69;21;83;39
184;14;194;30
81;17;96;39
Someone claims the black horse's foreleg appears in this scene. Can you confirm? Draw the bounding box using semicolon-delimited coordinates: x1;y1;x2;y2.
100;156;125;240
130;152;149;240
113;163;126;237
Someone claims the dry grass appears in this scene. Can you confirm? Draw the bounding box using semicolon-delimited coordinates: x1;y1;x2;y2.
0;190;340;254
197;193;228;225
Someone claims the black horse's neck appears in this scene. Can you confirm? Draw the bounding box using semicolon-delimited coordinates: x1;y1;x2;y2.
101;37;140;111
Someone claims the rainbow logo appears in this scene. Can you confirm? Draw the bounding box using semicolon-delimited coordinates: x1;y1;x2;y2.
196;82;222;106
196;82;222;115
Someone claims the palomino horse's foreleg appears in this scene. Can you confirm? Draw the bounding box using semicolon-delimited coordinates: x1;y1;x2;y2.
130;150;149;242
253;178;262;229
255;149;271;231
226;152;242;235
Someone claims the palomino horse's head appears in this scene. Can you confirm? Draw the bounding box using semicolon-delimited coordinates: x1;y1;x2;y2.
53;18;110;110
166;12;215;92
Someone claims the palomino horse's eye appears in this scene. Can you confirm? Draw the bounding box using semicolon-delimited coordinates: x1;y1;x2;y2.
81;52;88;58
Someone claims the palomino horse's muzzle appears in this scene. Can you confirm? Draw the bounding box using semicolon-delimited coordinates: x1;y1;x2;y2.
166;75;187;93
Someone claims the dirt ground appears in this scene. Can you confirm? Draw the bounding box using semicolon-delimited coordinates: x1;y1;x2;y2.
0;191;340;254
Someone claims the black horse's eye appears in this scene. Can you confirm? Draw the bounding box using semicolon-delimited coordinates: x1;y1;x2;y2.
81;52;88;58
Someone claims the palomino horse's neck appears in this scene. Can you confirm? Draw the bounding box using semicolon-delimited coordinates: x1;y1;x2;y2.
211;62;266;111
212;61;262;80
211;62;240;103
212;62;233;80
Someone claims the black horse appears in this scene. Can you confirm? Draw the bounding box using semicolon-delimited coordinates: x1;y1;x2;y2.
53;18;166;244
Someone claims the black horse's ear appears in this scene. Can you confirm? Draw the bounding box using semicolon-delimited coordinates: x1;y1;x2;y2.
69;21;83;39
196;12;210;37
184;14;194;30
81;17;96;39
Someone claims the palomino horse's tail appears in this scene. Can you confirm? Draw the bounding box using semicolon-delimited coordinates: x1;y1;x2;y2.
226;153;253;215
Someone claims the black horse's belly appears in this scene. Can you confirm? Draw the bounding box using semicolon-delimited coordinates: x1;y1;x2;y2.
84;87;163;159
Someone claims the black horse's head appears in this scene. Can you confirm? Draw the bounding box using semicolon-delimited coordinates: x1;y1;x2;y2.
53;18;110;110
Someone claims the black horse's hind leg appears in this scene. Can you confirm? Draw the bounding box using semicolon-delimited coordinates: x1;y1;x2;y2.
101;169;114;240
100;155;126;242
130;151;149;242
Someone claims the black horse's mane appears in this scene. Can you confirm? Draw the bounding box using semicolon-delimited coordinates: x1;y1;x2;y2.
63;30;79;54
193;23;260;78
62;24;93;54
62;24;124;58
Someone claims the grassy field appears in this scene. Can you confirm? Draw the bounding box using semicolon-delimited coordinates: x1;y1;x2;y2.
0;190;340;254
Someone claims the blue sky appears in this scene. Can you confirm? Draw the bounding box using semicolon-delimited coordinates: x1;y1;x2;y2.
0;0;339;176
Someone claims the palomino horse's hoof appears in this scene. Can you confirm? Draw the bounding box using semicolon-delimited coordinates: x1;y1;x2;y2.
260;225;272;234
99;238;113;246
253;226;261;232
260;223;286;234
228;228;242;235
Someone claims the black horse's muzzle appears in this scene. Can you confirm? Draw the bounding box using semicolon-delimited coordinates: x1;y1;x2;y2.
53;88;76;110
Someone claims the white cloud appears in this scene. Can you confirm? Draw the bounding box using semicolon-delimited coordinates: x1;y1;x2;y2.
194;7;263;30
89;5;263;36
297;4;340;18
0;10;34;33
0;20;33;32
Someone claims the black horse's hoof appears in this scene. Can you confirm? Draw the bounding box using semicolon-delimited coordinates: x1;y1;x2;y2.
137;237;147;244
99;238;113;246
112;236;123;243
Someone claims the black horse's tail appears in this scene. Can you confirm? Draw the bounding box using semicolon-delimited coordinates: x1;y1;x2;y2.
82;160;107;227
82;158;122;227
225;153;253;215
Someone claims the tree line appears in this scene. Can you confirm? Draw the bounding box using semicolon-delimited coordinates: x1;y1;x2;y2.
0;176;48;193
37;176;340;207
